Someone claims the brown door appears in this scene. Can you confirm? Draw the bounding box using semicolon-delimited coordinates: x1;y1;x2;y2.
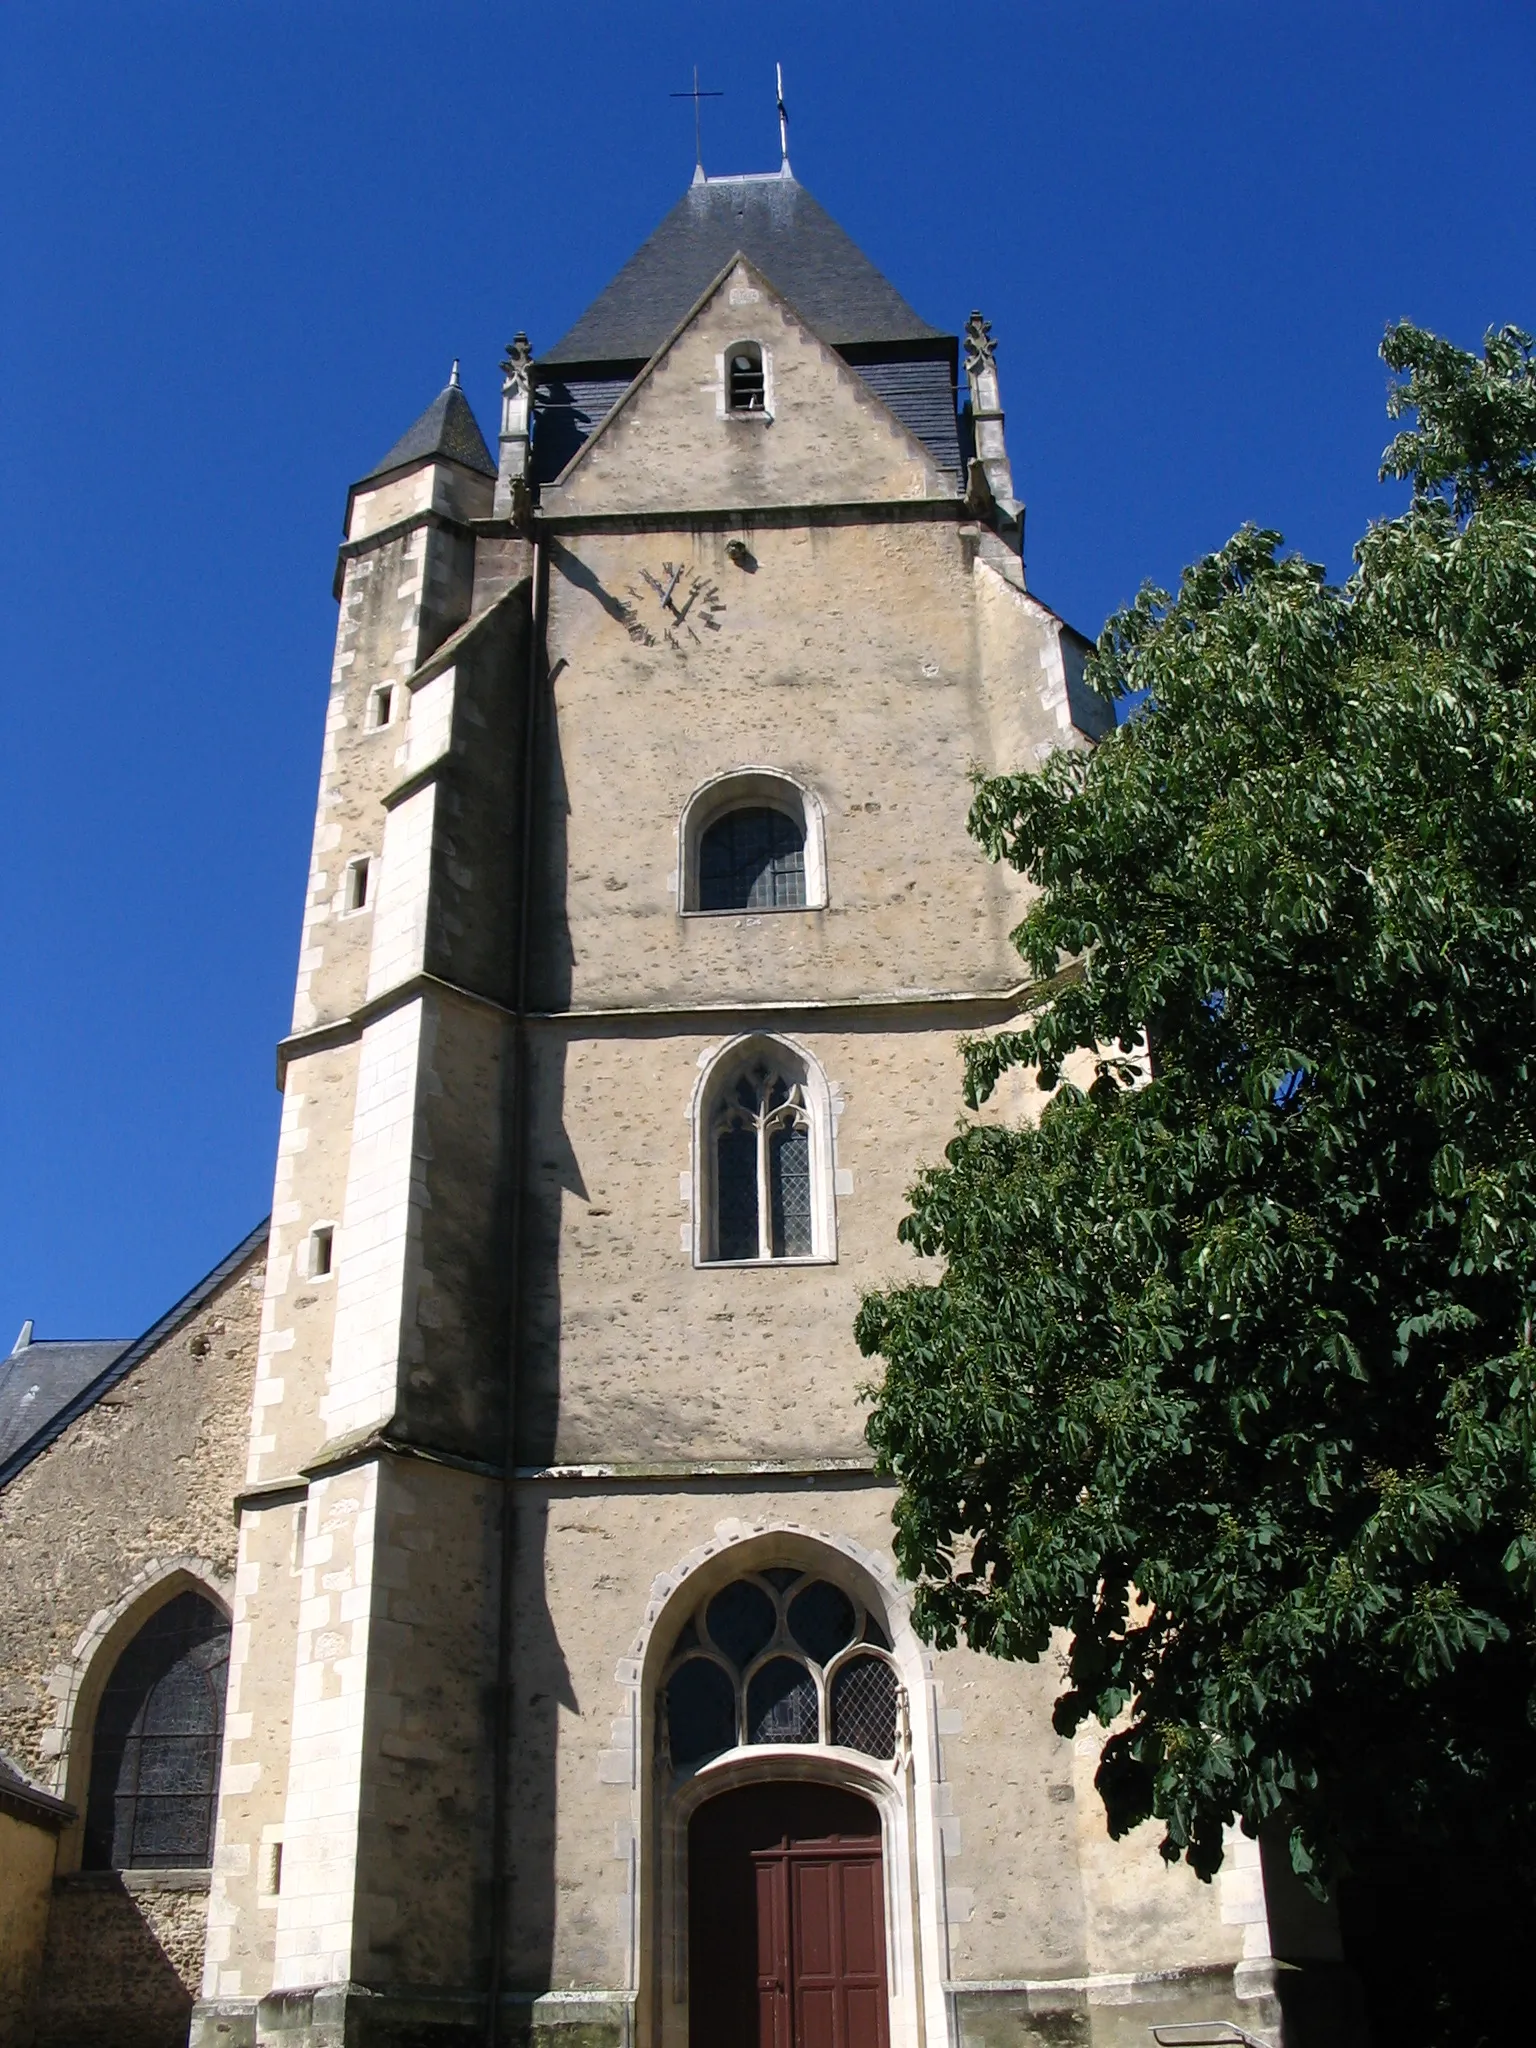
690;1783;889;2048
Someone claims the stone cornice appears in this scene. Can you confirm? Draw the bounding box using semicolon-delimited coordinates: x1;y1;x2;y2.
236;1450;885;1513
534;496;965;537
331;506;478;598
275;968;1070;1086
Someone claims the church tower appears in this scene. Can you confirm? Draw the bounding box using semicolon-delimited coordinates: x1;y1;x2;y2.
194;164;1318;2048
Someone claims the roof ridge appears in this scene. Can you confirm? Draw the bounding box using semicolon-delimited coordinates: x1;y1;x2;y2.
0;1218;271;1492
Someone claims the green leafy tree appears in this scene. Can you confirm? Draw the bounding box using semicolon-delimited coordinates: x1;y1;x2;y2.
857;325;1536;1910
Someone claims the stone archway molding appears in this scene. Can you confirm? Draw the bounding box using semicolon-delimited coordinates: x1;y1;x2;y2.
615;1517;952;2048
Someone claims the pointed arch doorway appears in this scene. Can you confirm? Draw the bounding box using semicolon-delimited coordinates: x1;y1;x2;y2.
688;1782;889;2048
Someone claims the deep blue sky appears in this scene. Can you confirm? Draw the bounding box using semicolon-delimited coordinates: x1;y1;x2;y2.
4;3;1532;1339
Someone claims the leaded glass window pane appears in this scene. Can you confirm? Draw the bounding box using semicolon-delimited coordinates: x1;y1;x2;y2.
787;1580;856;1664
747;1658;818;1745
861;1610;894;1651
830;1655;898;1758
666;1658;738;1766
769;1124;812;1257
716;1127;758;1260
705;1580;776;1666
699;807;805;912
84;1590;230;1871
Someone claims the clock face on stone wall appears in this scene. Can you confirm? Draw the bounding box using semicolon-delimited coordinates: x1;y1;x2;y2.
621;561;726;654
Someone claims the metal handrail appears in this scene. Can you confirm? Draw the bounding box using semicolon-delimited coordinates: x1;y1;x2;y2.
1151;2026;1271;2048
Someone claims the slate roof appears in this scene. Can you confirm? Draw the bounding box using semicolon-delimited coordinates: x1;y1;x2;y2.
0;1754;74;1829
532;353;965;491
0;1338;130;1468
848;354;966;487
361;378;495;484
542;171;945;366
0;1218;270;1491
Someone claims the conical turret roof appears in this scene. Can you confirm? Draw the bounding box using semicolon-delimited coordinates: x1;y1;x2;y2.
361;372;495;483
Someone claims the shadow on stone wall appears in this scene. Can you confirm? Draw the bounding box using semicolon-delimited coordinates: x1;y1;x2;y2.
34;1875;202;2048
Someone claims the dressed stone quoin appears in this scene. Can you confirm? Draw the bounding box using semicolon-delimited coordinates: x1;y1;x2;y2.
0;157;1351;2048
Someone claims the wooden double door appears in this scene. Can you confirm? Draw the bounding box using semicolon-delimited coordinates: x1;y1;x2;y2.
689;1783;889;2048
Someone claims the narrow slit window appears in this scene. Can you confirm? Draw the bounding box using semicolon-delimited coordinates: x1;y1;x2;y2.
369;685;394;730
727;343;765;412
309;1226;334;1277
344;858;370;912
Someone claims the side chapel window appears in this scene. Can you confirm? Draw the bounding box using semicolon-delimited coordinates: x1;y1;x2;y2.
728;342;766;412
712;1057;814;1261
83;1589;230;1871
661;1568;901;1771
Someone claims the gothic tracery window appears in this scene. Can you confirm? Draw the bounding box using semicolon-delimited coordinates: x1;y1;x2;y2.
712;1060;814;1261
660;1567;900;1771
83;1589;230;1871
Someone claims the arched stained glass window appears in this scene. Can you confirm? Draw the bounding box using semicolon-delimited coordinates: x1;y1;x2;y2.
698;806;805;912
657;1567;901;1771
712;1062;814;1262
83;1590;230;1870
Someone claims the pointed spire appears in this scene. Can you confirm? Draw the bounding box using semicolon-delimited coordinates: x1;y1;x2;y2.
495;333;534;520
359;372;494;484
964;310;1023;544
449;358;462;389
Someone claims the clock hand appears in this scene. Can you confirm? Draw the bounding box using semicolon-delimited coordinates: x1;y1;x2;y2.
660;564;686;613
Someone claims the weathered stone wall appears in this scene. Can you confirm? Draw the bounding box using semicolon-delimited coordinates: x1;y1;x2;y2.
0;1247;263;2046
497;1480;1252;2047
290;495;480;1039
32;1872;211;2048
541;260;946;518
0;1250;263;1798
530;515;1053;1014
519;1017;1029;1466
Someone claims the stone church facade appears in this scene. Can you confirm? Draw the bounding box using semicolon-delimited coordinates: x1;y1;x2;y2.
1;166;1346;2048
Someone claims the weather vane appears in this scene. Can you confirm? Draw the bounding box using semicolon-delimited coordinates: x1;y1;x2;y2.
776;62;790;170
670;66;723;175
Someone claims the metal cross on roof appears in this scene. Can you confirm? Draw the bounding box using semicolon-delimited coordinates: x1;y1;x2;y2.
670;66;723;174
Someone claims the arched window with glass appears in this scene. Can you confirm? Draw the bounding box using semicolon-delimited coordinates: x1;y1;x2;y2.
659;1567;903;1773
697;806;805;912
679;771;827;915
82;1589;230;1871
699;1039;833;1264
